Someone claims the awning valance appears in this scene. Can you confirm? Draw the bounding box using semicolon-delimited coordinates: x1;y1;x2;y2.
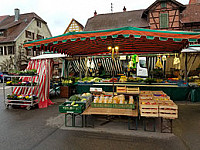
24;26;200;56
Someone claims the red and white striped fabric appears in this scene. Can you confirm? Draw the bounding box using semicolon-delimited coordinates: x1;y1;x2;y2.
13;59;54;108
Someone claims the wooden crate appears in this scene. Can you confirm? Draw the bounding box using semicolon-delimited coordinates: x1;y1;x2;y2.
152;91;165;94
155;100;173;105
159;103;178;119
140;101;159;117
116;86;126;93
126;87;139;94
60;86;71;98
140;91;152;94
139;96;153;101
153;96;170;101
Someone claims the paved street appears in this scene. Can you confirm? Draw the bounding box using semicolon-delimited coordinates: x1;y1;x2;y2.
0;86;199;150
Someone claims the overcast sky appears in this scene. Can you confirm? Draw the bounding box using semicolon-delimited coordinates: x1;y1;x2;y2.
0;0;189;36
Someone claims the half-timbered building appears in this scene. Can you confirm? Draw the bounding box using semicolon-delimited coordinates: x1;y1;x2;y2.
84;0;200;32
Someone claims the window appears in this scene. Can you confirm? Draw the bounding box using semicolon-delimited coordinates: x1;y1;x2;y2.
37;34;44;40
26;49;32;56
25;30;34;39
160;13;169;28
8;46;13;55
139;60;147;68
37;21;41;28
0;47;3;55
0;31;4;36
161;2;166;8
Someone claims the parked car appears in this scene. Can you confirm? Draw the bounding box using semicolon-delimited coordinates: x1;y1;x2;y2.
0;72;11;83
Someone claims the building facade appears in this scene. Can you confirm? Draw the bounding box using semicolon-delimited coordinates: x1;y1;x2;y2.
84;0;200;32
0;9;52;71
64;18;84;34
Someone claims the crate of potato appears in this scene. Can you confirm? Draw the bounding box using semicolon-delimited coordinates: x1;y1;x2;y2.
139;100;159;117
159;101;178;119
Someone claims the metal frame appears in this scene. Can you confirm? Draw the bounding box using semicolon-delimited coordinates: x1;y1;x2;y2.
3;75;39;110
65;113;83;127
161;118;173;133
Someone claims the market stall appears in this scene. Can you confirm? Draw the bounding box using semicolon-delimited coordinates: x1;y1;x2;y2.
23;26;200;131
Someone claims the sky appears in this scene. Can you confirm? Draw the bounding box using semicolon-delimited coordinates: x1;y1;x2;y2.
0;0;189;36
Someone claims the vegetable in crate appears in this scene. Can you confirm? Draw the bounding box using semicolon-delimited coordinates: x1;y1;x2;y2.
69;95;81;101
82;93;91;97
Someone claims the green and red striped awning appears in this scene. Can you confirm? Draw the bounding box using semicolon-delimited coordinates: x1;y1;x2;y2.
24;26;200;56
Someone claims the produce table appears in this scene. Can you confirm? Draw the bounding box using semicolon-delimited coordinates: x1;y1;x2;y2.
76;83;200;102
82;107;138;116
82;105;138;130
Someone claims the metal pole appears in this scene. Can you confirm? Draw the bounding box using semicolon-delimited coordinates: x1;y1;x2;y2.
184;53;188;82
112;48;115;96
187;54;198;76
79;57;82;80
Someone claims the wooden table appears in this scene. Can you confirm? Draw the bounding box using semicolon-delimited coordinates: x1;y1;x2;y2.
82;106;138;130
82;107;138;116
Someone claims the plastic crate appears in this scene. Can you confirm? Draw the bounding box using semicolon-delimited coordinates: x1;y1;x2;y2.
91;103;113;108
59;102;85;113
113;103;135;109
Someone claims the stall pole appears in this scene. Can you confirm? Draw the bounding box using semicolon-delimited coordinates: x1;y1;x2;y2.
187;54;198;76
65;59;69;79
79;57;82;80
184;53;188;82
112;49;115;96
85;57;88;77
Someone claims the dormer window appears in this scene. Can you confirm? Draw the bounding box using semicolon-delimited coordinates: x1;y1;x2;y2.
161;2;167;8
37;21;41;28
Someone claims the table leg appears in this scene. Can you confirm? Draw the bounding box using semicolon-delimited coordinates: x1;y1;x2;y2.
161;118;173;133
65;113;73;127
128;117;138;130
143;118;156;132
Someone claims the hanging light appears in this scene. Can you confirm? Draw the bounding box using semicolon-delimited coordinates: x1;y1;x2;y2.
108;46;112;50
114;46;119;51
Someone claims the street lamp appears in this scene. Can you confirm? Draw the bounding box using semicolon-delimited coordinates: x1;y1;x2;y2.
107;45;119;96
108;46;119;59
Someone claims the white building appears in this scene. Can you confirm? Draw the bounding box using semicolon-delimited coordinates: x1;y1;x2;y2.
0;9;52;71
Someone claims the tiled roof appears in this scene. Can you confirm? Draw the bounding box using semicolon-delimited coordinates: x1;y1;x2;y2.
0;15;9;23
0;12;46;43
84;9;149;31
181;3;200;23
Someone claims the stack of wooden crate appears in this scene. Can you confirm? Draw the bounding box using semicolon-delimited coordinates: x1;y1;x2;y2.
139;91;178;119
139;92;158;117
116;86;140;94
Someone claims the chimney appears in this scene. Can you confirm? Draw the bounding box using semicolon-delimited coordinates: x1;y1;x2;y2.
189;0;199;4
94;10;97;16
123;6;126;12
14;8;20;21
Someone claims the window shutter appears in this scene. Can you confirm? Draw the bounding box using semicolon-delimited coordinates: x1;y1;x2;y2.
160;13;168;28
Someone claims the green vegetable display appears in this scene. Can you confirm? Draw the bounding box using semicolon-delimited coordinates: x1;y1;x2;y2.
69;95;81;101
